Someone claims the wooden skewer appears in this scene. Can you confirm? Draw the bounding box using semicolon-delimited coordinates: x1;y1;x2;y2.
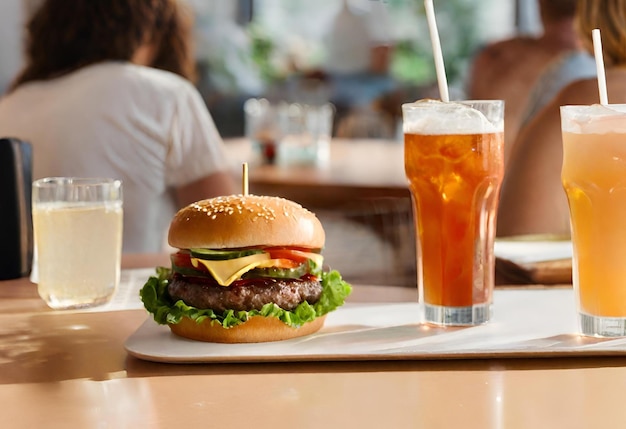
242;162;249;196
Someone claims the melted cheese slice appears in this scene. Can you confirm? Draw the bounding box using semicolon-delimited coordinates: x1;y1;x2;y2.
301;251;324;268
191;251;324;287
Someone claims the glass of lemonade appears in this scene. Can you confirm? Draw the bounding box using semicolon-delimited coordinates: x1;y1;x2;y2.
32;177;123;310
561;104;626;337
402;100;504;326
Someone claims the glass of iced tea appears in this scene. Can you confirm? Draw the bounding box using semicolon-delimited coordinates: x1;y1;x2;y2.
561;104;626;337
32;177;123;310
402;99;504;326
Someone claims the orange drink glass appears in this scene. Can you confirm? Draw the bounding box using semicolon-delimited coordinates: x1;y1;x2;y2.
402;100;504;325
561;104;626;337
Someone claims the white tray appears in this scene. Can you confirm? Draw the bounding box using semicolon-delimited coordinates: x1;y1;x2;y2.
124;288;626;363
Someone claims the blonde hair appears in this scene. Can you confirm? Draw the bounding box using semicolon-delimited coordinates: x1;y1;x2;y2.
576;0;626;66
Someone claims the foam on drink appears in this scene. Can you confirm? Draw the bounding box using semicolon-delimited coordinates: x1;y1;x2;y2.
402;99;502;135
561;104;626;134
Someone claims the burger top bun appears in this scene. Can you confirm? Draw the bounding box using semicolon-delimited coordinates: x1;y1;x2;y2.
168;194;325;250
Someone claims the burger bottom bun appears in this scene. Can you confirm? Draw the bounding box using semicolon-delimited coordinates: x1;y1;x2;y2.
168;315;327;343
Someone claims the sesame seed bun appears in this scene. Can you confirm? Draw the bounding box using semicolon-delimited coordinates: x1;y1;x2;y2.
168;194;325;250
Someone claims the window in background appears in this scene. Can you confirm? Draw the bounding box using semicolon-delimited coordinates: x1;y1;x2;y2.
192;0;514;92
188;0;519;136
516;0;542;35
0;0;25;94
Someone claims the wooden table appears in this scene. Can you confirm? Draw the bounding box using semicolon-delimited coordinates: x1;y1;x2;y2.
2;255;625;428
224;138;410;210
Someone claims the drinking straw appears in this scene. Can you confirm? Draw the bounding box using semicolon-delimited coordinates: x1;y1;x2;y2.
592;28;609;105
242;162;249;195
424;0;449;102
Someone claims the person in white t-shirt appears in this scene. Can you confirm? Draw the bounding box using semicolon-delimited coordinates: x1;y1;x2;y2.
323;0;392;76
0;0;237;253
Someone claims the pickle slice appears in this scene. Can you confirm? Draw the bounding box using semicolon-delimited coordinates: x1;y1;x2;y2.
243;263;309;280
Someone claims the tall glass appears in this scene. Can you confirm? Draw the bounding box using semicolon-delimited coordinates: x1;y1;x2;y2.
32;177;123;310
561;104;626;337
402;100;504;325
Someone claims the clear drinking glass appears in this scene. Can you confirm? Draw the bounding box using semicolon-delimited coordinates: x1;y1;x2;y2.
244;98;280;165
275;102;333;167
561;104;626;337
402;100;504;326
32;177;123;310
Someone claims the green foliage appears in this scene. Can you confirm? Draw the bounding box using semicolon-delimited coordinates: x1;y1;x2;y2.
244;0;481;88
248;23;280;84
390;40;434;84
389;0;480;86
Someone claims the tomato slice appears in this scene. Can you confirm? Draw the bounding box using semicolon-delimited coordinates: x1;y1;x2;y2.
264;247;319;264
171;251;209;273
171;251;191;268
267;258;302;269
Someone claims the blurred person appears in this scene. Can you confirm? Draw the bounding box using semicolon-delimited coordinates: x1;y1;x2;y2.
0;0;237;253
497;0;626;237
323;0;392;77
519;47;596;128
322;0;396;136
467;0;582;164
150;0;198;84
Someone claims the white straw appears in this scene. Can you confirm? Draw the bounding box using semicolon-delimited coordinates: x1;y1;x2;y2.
592;28;608;105
424;0;449;102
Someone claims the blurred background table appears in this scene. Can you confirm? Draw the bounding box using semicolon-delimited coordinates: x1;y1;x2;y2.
224;139;574;288
224;137;409;210
225;137;416;287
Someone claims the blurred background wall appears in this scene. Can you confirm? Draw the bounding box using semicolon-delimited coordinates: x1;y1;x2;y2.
0;0;540;136
0;0;25;94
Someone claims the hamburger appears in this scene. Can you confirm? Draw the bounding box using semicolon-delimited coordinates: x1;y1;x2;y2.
140;194;352;343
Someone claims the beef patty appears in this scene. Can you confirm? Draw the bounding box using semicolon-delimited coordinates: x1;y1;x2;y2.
168;274;323;313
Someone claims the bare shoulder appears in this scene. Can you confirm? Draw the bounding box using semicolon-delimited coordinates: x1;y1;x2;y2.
556;69;626;105
473;38;536;67
554;78;602;105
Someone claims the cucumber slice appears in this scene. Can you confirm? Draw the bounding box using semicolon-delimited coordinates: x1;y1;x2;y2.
189;248;265;260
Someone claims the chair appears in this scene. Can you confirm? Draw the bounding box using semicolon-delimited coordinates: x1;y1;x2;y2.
318;196;417;287
334;106;396;139
0;138;33;280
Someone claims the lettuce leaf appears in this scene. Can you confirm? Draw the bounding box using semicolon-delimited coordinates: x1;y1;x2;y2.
139;267;352;329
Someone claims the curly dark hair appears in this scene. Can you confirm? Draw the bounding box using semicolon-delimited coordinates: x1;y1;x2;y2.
150;0;198;82
11;0;197;90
